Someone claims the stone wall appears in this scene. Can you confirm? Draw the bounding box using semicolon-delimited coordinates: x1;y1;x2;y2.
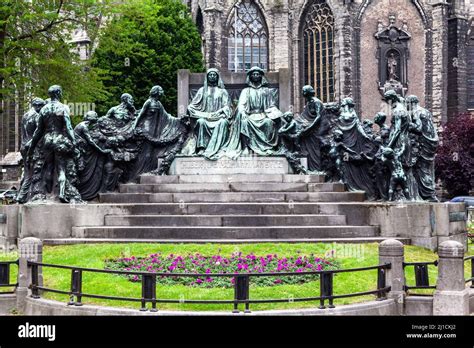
22;296;397;315
359;0;426;120
0;202;467;251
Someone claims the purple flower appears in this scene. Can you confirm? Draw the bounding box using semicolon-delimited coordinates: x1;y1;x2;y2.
237;263;248;270
106;251;337;289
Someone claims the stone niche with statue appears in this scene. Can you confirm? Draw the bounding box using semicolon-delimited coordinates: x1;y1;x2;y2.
375;15;411;97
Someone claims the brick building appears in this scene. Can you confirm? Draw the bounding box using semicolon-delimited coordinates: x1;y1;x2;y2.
188;0;473;122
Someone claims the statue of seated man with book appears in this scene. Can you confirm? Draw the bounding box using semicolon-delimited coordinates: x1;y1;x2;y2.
220;66;285;159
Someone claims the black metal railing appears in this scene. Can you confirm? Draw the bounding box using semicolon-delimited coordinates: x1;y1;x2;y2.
464;256;473;288
0;260;19;294
27;261;391;312
403;261;438;295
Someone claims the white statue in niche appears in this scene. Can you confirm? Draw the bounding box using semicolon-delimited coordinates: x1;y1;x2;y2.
387;52;399;81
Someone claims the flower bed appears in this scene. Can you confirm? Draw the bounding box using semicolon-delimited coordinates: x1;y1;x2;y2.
105;252;339;288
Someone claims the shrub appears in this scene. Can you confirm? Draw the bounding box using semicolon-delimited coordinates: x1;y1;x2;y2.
435;113;474;197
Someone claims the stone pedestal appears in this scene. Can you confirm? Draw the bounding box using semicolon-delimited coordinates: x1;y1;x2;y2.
379;239;406;315
168;156;306;175
17;237;43;313
433;240;469;315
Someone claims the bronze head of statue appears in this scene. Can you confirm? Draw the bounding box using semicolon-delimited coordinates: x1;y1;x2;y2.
31;97;46;113
150;85;164;99
84;110;99;123
48;85;62;101
120;93;134;108
302;85;315;98
374;112;387;127
246;66;267;88
341;97;355;108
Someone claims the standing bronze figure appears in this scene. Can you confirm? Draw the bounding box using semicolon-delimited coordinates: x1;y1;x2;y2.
336;97;377;199
129;85;187;177
406;95;439;201
16;98;46;203
384;90;419;200
278;85;329;172
74;111;114;200
26;85;82;203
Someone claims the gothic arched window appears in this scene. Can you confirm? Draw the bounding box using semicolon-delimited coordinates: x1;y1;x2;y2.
227;0;268;72
302;1;335;103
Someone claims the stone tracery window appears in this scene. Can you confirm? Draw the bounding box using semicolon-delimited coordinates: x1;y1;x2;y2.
302;1;335;103
227;0;268;72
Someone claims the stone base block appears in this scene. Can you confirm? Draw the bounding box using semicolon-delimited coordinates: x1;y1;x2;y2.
433;289;470;315
404;296;433;316
169;156;304;175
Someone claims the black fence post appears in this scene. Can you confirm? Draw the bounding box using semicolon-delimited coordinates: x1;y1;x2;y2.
319;272;334;309
414;264;430;287
69;269;83;306
233;275;250;313
140;274;155;312
0;263;10;286
30;263;40;299
151;275;157;312
377;267;387;300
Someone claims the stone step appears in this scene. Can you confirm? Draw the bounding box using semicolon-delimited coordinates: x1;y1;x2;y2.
99;192;366;204
104;214;347;227
118;202;325;215
139;174;325;184
90;203;370;225
43;237;411;245
72;225;379;239
119;182;345;194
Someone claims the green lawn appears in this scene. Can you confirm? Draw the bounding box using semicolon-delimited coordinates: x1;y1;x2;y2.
1;242;473;312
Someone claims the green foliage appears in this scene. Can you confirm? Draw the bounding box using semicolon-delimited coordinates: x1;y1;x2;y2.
92;0;204;115
70;114;84;128
0;0;112;111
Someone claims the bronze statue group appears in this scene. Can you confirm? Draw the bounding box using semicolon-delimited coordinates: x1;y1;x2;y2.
17;66;439;204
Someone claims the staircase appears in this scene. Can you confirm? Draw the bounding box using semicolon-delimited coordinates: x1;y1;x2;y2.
59;174;410;244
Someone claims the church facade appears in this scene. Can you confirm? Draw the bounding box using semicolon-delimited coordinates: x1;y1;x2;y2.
187;0;473;123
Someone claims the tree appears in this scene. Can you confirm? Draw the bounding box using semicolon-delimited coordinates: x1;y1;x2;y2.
0;0;111;113
435;114;474;197
92;0;204;115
